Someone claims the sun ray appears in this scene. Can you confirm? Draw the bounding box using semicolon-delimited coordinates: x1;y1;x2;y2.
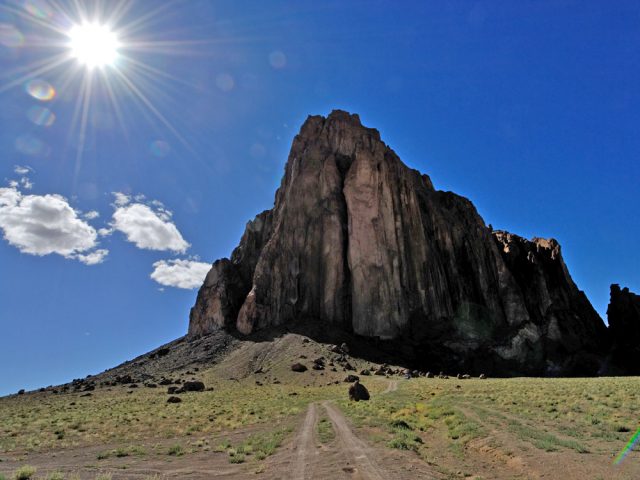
0;54;70;94
110;66;193;153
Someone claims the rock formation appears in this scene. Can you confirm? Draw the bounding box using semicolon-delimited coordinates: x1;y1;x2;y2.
606;285;640;374
189;110;608;375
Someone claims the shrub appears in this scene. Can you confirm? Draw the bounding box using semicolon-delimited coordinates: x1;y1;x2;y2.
167;444;184;456
13;466;37;480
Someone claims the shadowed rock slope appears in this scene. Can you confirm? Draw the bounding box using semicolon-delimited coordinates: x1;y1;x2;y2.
190;110;607;376
606;284;640;374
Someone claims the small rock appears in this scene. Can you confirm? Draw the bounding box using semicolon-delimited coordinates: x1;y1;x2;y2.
344;374;359;383
167;396;182;403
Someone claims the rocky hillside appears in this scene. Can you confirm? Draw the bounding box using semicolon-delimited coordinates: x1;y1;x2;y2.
189;110;608;376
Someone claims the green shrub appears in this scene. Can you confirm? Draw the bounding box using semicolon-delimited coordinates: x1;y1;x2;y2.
167;444;184;456
13;466;37;480
46;473;65;480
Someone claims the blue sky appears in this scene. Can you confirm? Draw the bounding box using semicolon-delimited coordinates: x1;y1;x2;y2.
0;0;638;395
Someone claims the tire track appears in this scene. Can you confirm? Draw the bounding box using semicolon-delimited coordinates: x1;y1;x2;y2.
292;402;319;480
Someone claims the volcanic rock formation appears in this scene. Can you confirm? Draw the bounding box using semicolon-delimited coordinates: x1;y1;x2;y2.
189;110;608;375
606;284;640;374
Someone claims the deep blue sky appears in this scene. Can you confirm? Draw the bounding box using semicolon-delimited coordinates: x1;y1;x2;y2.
1;0;638;395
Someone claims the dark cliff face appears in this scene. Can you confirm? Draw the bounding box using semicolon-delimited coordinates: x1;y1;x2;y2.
189;110;608;375
606;285;640;374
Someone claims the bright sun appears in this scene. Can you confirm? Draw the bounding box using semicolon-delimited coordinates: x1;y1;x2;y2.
68;23;120;69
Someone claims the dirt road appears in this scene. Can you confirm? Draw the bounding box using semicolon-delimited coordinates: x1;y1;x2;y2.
323;402;387;480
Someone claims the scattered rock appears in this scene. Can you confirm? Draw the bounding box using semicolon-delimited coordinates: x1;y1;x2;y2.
17;389;24;395
344;375;359;383
291;363;308;372
167;396;182;403
360;369;370;376
182;381;205;392
479;374;486;380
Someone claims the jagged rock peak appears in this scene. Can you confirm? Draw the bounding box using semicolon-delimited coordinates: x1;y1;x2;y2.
606;284;640;374
189;110;607;376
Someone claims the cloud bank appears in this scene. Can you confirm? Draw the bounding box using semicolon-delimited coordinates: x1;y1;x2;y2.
0;185;107;264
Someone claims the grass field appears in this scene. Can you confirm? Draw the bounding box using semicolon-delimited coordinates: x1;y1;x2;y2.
1;334;639;479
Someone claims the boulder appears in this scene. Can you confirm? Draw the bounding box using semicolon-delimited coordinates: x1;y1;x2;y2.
291;363;308;373
344;374;359;383
182;381;205;392
348;381;370;401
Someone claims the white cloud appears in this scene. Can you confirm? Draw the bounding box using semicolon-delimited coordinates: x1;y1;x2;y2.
150;259;210;289
74;248;109;265
14;165;31;175
112;192;130;206
83;210;99;220
0;185;106;263
112;202;189;253
98;227;113;237
20;177;33;190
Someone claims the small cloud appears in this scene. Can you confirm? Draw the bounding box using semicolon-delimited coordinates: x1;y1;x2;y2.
9;180;18;188
74;248;109;265
13;165;31;175
134;193;146;202
112;202;189;253
112;192;130;207
20;177;33;190
98;227;113;237
83;210;99;220
150;259;210;289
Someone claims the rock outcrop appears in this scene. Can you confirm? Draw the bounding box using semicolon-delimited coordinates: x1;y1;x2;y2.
189;110;608;375
606;285;640;374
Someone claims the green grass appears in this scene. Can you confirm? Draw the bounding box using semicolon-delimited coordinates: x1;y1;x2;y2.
316;417;335;443
167;444;184;456
45;473;65;480
13;466;37;480
222;427;290;463
0;379;343;453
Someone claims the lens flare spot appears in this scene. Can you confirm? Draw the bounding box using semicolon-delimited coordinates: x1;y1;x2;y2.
269;50;286;69
0;24;24;48
15;134;48;156
23;0;54;20
150;140;170;157
216;73;234;92
27;105;55;127
25;79;56;101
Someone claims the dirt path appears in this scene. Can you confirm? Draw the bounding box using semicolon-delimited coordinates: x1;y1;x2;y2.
292;402;319;480
323;402;387;480
383;380;398;393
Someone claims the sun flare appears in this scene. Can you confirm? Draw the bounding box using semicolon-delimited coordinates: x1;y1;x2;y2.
68;23;120;69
